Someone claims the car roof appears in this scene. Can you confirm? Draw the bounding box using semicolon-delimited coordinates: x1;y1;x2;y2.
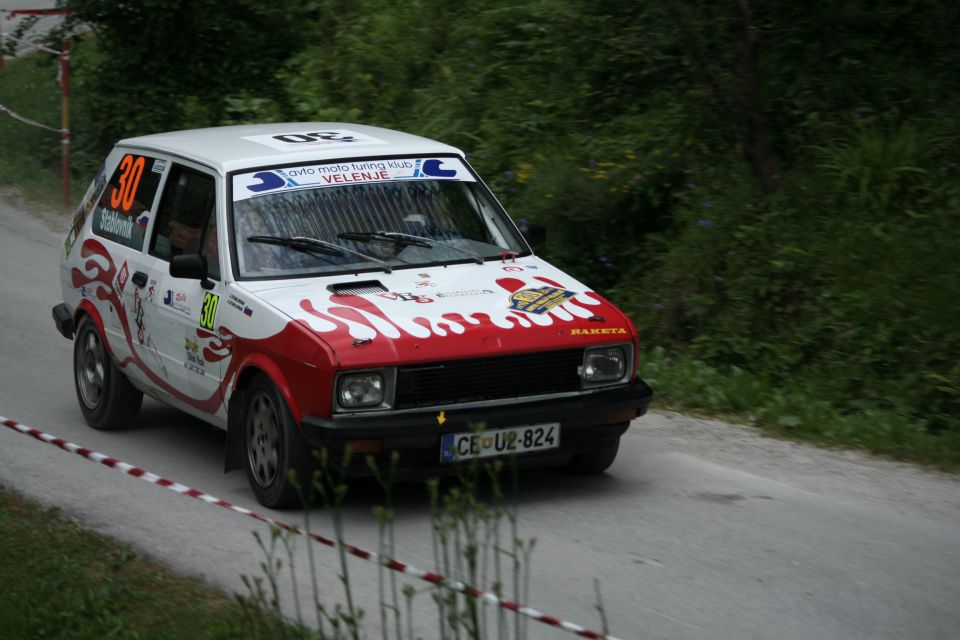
117;123;464;175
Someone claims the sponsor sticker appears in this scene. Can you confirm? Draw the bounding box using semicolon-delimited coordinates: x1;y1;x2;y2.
233;157;474;201
436;289;495;298
64;165;107;258
569;327;628;336
115;261;129;295
507;286;574;314
163;290;191;315
227;294;254;318
63;227;78;260
147;335;168;378
377;292;434;304
184;336;204;375
133;288;145;345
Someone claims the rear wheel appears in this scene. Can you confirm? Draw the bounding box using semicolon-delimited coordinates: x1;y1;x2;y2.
244;375;315;508
73;316;142;430
564;437;620;475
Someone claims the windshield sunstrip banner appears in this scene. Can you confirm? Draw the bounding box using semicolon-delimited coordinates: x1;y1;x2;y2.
233;157;475;202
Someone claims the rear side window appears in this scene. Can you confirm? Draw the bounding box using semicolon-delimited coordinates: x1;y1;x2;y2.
150;165;219;279
91;153;163;250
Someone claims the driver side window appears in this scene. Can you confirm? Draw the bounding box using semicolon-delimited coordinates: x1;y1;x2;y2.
150;165;220;280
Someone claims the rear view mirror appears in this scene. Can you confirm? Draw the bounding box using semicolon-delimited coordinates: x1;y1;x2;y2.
522;223;546;250
170;254;214;290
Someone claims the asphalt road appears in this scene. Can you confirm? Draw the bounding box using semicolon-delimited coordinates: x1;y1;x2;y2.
1;195;959;639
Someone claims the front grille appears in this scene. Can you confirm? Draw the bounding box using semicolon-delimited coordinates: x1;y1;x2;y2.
395;349;584;409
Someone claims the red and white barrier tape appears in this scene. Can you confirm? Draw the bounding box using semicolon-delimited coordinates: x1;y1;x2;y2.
0;103;64;133
1;415;620;640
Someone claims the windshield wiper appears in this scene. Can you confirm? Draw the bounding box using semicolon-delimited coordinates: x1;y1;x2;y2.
247;235;393;273
248;234;340;255
339;231;433;249
341;230;484;264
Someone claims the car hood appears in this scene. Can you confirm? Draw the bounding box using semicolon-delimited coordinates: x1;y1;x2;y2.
240;258;636;368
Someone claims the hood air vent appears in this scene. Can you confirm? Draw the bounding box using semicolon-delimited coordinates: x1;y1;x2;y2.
327;280;388;296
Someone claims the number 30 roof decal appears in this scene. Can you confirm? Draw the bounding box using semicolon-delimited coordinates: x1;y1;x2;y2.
240;129;388;151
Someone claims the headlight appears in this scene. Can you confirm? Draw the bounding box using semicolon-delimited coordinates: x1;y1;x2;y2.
337;372;386;408
581;346;629;386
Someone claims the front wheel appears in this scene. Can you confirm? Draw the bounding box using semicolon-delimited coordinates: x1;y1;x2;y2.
73;316;142;430
564;437;620;475
244;375;315;508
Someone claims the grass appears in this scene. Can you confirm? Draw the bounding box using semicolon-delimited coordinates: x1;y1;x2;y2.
0;483;290;640
0;52;85;210
640;347;960;471
0;448;586;640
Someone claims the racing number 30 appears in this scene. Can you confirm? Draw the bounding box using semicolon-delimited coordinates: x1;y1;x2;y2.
200;292;220;330
109;155;146;212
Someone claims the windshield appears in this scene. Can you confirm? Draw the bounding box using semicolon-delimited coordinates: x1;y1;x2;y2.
231;157;527;279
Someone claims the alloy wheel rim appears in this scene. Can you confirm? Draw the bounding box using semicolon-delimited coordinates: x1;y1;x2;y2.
247;393;280;488
76;328;105;409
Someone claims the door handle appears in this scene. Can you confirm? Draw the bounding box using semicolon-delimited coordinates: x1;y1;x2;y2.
132;271;148;288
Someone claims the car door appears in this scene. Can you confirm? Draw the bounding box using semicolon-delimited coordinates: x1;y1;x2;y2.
86;149;166;387
138;161;226;414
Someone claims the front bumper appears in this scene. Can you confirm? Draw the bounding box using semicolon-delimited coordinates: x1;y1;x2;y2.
300;378;653;475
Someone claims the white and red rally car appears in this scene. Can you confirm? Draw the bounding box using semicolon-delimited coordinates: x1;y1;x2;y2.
53;123;653;507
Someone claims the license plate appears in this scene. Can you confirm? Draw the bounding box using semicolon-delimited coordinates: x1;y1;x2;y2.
440;423;560;463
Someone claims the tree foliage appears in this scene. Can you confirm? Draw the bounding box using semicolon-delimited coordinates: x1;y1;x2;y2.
61;0;311;163
63;0;960;436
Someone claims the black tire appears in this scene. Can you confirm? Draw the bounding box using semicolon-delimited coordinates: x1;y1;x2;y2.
564;437;620;475
73;316;143;430
244;374;315;509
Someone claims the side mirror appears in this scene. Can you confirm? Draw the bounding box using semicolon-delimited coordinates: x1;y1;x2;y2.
522;223;546;250
170;254;214;290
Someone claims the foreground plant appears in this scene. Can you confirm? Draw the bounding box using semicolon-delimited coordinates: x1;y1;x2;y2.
239;437;614;639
